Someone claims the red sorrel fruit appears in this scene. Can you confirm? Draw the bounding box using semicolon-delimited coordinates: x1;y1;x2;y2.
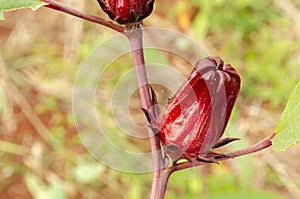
97;0;155;24
143;57;241;163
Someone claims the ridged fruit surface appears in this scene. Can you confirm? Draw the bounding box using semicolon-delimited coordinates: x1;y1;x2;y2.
147;57;241;161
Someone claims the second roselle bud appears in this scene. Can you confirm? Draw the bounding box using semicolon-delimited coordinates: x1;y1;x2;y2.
144;57;241;162
97;0;155;24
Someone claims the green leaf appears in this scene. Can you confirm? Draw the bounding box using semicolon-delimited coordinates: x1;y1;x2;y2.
272;81;300;151
0;0;47;20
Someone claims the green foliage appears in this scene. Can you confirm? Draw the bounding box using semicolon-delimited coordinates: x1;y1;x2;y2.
273;81;300;151
204;171;284;199
166;168;203;199
0;0;46;20
188;0;299;107
73;162;105;184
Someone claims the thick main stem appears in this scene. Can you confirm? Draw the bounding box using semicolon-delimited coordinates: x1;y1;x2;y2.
156;168;174;199
41;1;166;195
125;25;164;199
125;27;152;109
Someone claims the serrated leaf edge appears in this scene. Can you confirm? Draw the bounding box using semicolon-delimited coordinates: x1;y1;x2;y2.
274;81;300;133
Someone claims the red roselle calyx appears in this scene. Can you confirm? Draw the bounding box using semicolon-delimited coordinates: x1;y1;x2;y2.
144;57;241;163
96;0;155;24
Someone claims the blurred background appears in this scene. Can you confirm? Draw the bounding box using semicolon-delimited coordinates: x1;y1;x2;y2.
0;0;300;198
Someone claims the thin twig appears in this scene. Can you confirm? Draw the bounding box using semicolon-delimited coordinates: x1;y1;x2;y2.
174;133;275;171
43;0;124;33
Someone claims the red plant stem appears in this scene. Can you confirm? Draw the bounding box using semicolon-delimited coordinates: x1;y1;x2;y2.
156;168;173;199
125;27;152;109
147;133;275;198
43;0;124;33
124;25;164;199
225;133;275;157
174;133;275;171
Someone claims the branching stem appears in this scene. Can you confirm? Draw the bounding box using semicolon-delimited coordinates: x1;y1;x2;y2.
174;133;275;172
152;133;275;199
